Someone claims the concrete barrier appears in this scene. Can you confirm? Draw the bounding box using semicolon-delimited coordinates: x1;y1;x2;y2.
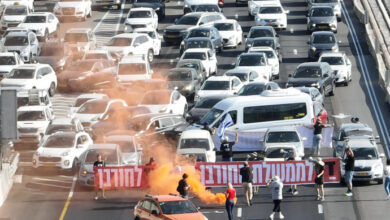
0;152;19;207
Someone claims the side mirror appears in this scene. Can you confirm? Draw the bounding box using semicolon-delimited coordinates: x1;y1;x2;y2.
288;73;292;77
231;62;236;66
37;75;42;79
323;73;329;77
285;10;290;14
199;22;204;25
77;144;84;149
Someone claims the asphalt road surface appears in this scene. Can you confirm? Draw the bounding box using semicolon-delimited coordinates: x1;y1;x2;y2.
1;0;390;219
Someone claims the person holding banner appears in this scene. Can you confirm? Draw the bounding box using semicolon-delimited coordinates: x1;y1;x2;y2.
312;118;331;156
267;176;284;220
286;151;298;195
220;133;239;162
225;182;236;220
177;173;191;199
93;154;105;200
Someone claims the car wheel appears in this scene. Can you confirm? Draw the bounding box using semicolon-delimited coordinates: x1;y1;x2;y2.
49;83;56;97
329;83;335;96
147;49;153;63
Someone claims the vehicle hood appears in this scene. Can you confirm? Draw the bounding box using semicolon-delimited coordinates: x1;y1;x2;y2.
353;159;382;168
309;16;336;24
37;147;73;157
219;31;235;39
18;121;49;129
185;0;217;5
18;23;46;30
2;15;26;22
312;3;339;7
167;81;192;90
287;78;321;86
138;104;168;114
178;148;207;155
188;108;208;121
117;74;149;82
329;65;347;71
0;65;15;73
37;56;65;66
58;70;88;81
311;43;336;49
264;157;285;162
102;46;132;53
256;14;285;19
132;2;161;9
161;213;206;220
197;90;233;98
1;78;32;86
4;45;28;52
165;25;192;32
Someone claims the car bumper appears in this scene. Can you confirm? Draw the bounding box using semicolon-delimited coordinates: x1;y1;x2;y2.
78;174;95;187
255;21;286;29
309;49;334;60
163;35;183;44
223;38;237;47
32;157;74;169
308;24;337;32
342;170;383;182
334;72;348;83
55;13;86;19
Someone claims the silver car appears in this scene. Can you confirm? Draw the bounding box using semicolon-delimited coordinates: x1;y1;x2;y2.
3;31;39;62
103;135;142;166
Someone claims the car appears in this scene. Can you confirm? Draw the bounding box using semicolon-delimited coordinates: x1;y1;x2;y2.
77;144;124;187
53;0;92;21
139;89;188;115
308;0;341;21
255;2;289;30
187;95;228;122
247;37;281;59
91;0;125;10
286;62;335;96
248;0;280;17
2;31;39;63
245;26;278;51
68;93;109;116
134;194;207;220
0;0;34;11
176;59;207;82
183;0;221;13
64;28;96;59
248;46;280;79
181;27;223;53
177;130;216;162
307;31;339;60
0;52;23;80
18;12;60;41
296;87;324;104
318;51;352;86
195;76;243;102
44;118;84;137
16;89;52;109
0;64;57;96
179;48;218;77
163;12;226;45
236;81;280;96
103;135;142;165
180;37;216;55
213;19;243;48
224;68;265;84
133;28;162;56
15;105;55;147
0;5;31;33
132;0;166;20
1;26;33;39
236;0;249;6
263;144;301;161
165;68;202;99
307;6;337;33
233;52;272;81
103;33;155;62
37;40;70;72
339;137;385;184
125;7;158;32
263;127;306;157
82;50;117;62
116;55;153;82
194;3;222;12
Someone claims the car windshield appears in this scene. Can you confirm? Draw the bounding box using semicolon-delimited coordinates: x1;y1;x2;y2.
265;148;291;158
214;23;234;31
262;51;275;58
8;69;34;79
24;16;46;23
294;66;321;78
77;100;109;114
238;55;265;66
4;7;27;15
188;30;210;38
64;33;89;43
266;131;300;143
202;81;229;90
352;148;378;160
226;73;247;82
18;111;45;121
141;91;170;105
237;84;266;96
167;71;192;81
183;52;206;60
46;125;74;135
4;36;28;46
195;5;220;12
84;149;118;164
107;37;132;46
67;61;95;72
0;56;16;65
177;16;199;25
249;29;273;38
129;10;152;18
159;200;198;215
43;135;75;148
320;56;344;65
107;140;135;153
194;98;222;108
200;108;223;125
259;7;282;14
187;40;211;49
312;8;334;16
85;53;107;60
253;39;275;48
40;46;65;56
118;63;146;75
314;0;338;2
180;138;210;150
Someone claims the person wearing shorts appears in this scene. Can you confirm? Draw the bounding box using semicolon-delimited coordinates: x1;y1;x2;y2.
240;161;253;206
314;159;325;201
342;147;355;196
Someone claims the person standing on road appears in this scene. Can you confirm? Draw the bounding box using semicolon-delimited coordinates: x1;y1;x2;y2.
342;147;355;196
240;161;253;206
314;158;325;201
384;159;390;200
267;176;284;220
177;173;191;199
312;118;331;156
94;154;105;200
286;151;298;195
220;133;239;162
225;182;236;220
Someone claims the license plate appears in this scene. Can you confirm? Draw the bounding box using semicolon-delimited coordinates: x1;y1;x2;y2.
356;172;369;176
43;163;56;167
319;25;328;29
59;83;67;88
167;35;176;38
21;137;35;141
267;23;276;26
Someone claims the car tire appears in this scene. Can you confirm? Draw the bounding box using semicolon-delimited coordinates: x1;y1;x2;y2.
329;83;335;96
49;82;56;97
147;49;153;63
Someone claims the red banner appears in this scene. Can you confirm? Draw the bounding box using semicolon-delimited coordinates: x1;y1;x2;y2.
94;165;149;189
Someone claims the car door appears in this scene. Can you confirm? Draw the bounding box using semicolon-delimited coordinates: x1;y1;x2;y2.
149;31;161;55
42;67;56;87
323;65;333;93
47;14;57;33
213;29;222;49
236;21;243;42
35;67;46;89
152;11;158;28
75;134;90;158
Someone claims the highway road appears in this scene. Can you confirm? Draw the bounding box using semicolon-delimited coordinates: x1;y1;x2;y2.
1;0;390;219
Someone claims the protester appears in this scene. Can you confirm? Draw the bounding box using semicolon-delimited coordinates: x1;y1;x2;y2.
202;122;216;135
286;151;298;195
341;147;355;196
177;173;191;199
225;182;236;220
267;176;284;220
312;118;331;156
240;161;253;206
384;159;390;200
93;154;105;200
220;133;239;162
144;157;156;175
314;158;325;201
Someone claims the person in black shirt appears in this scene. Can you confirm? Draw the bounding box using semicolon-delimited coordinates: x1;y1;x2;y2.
341;147;355;196
314;159;325;201
286;151;298;195
240;161;253;206
93;154;105;200
177;173;191;199
312;118;331;156
220;133;239;162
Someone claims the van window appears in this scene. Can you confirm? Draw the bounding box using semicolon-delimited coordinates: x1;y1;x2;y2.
243;103;307;123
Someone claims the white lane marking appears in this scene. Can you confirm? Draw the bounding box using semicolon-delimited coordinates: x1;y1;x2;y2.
33;177;74;183
341;1;390;155
318;204;323;214
201;211;224;214
13;175;23;183
293;49;297;55
18;162;33;166
93;10;111;33
31;182;71;189
58;174;77;220
237;207;242;217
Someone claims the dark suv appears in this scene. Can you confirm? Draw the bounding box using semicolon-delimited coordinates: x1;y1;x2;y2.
132;0;167;20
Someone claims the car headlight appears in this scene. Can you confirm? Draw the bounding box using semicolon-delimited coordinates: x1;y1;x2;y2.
80;170;87;176
156;7;160;11
311;46;316;51
195;94;200;99
311;23;316;27
255;17;261;21
180;40;185;46
247;43;252;47
184;4;189;8
64;160;70;166
184;84;192;90
61;151;70;156
311;82;319;87
250;4;256;9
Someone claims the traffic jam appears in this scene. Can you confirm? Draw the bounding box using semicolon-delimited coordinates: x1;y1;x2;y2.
0;0;388;219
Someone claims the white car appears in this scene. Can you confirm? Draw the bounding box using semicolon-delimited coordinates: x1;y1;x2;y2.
117;55;153;82
248;0;280;17
183;0;219;13
133;28;162;56
104;135;142;165
64;28;96;59
1;5;30;33
264;144;301;161
54;0;92;21
255;2;289;30
139;89;188;115
32;131;93;170
2;31;39;63
102;33;155;63
179;48;217;77
213;19;242;48
0;52;24;79
18;12;60;41
68;93;108;116
234;52;272;81
0;64;58;96
82;49;116;62
124;8;158;32
0;0;33;11
177;130;216;162
248;46;280;79
318;51;352;86
195;76;243;102
15;105;55;146
16;89;53;110
263;127;306;158
224;68;265;84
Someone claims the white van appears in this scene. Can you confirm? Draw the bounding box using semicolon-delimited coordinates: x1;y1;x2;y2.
193;88;315;132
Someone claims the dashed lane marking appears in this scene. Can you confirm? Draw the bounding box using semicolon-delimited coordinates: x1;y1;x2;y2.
237;207;242;217
318;204;323;214
58;175;77;220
